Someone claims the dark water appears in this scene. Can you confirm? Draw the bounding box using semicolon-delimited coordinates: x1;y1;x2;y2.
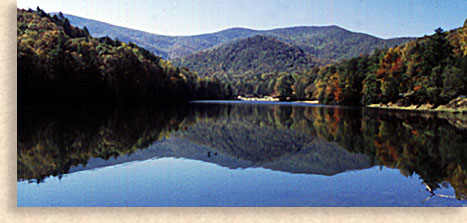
17;101;467;206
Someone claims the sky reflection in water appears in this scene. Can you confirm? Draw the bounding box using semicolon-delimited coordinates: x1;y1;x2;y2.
17;102;467;206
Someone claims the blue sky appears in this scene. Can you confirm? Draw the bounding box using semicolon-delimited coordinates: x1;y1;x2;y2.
17;0;467;38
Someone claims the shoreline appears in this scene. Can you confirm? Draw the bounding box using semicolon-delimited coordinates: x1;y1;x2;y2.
236;96;320;104
210;97;467;114
367;98;467;114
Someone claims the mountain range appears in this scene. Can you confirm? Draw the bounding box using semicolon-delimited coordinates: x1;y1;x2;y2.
62;13;414;61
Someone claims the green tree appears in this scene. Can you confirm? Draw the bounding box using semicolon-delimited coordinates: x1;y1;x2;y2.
361;73;381;105
274;73;294;100
441;65;465;101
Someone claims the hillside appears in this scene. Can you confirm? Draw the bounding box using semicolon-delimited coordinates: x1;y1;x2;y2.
175;35;326;98
261;25;413;61
60;14;259;59
309;22;467;106
61;13;413;60
17;8;232;104
175;35;318;78
56;13;176;58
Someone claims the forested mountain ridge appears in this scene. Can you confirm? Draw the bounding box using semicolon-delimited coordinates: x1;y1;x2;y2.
309;22;467;106
174;35;328;98
17;8;232;104
174;35;320;79
61;13;413;60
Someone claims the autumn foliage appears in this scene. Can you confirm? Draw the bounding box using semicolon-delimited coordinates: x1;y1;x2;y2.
311;23;467;106
18;8;233;105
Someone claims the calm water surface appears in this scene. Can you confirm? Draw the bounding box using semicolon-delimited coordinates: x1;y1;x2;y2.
17;101;467;206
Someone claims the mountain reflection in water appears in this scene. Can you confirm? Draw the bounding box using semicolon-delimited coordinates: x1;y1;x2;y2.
18;102;467;200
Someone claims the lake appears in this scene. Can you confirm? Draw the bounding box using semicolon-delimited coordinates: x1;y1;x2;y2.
17;101;467;206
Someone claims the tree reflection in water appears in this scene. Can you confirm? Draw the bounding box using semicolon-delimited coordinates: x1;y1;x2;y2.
18;102;467;200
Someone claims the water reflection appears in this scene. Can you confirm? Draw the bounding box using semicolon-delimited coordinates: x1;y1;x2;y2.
18;102;467;200
18;103;194;182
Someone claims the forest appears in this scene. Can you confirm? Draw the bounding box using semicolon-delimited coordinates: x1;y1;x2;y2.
299;26;462;106
250;24;467;105
311;25;467;106
17;8;233;105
